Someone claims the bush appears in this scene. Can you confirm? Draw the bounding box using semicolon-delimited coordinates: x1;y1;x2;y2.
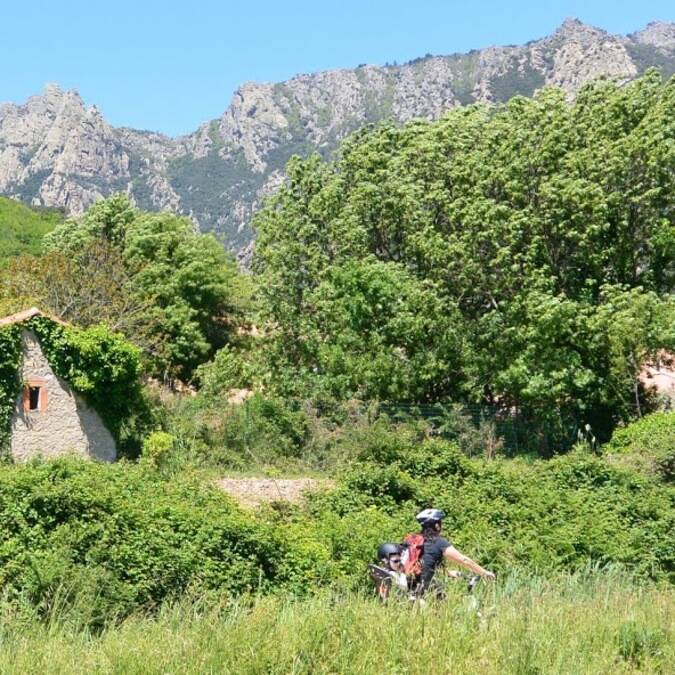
141;432;176;469
604;412;675;481
0;459;326;625
166;392;312;470
606;412;675;454
0;443;672;630
306;444;674;582
194;345;249;397
617;621;668;667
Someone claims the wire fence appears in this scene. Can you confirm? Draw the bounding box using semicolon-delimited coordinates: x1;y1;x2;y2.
375;402;627;456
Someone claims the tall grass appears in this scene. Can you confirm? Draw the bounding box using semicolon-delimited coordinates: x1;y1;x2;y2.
0;571;671;674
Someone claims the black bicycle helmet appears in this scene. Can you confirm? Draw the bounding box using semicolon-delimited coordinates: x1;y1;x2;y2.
377;542;402;559
416;508;446;527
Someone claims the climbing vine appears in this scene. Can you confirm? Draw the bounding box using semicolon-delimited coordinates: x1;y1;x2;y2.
0;326;22;453
0;316;151;457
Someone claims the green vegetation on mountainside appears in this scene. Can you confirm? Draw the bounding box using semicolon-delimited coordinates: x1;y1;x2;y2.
627;42;675;80
0;197;61;264
139;42;675;249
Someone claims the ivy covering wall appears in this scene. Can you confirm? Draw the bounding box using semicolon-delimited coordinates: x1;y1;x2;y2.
0;316;148;457
0;325;22;452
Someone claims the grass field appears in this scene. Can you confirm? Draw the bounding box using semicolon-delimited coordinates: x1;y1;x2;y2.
0;571;671;674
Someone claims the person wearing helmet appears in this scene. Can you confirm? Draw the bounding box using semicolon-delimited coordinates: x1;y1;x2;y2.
414;508;495;596
372;542;407;600
377;542;403;570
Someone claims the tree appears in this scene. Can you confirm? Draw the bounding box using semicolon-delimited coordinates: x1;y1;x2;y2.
24;195;247;381
0;243;152;335
252;72;675;440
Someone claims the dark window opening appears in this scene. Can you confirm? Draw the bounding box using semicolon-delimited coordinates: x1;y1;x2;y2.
28;387;41;411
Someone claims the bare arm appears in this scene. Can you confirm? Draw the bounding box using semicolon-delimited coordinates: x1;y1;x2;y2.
443;546;495;580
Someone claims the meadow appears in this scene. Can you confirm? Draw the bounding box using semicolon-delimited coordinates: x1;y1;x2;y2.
0;571;671;674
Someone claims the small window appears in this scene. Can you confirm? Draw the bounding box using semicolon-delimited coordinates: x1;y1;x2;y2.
28;387;41;411
23;379;47;413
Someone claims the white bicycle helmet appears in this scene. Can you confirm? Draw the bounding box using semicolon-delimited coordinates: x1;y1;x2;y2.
416;508;446;527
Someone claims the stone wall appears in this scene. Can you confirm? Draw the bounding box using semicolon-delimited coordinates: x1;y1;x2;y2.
10;331;116;462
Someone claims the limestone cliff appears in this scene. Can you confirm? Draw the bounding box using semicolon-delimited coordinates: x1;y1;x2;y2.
1;19;673;256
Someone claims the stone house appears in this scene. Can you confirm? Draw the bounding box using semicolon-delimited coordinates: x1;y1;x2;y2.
0;308;116;462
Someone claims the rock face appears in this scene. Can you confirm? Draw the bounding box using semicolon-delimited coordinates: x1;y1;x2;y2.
1;19;674;257
10;331;116;462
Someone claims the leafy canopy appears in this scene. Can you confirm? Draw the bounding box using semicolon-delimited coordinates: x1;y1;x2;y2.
3;194;246;380
253;71;675;440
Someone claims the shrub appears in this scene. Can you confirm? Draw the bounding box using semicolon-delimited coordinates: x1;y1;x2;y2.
0;443;673;630
0;459;325;625
606;412;675;454
171;393;311;470
604;412;675;481
656;452;675;483
194;345;249;397
0;326;22;451
141;432;176;469
307;446;674;582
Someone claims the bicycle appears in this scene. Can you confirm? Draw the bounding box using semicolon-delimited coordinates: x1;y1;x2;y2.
369;564;485;614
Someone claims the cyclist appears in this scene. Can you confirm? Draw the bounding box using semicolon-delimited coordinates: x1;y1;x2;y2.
412;508;495;597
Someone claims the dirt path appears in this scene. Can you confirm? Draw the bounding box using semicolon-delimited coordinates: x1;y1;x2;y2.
217;477;334;508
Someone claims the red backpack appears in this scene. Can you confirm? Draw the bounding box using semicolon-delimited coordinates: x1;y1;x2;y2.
401;533;425;576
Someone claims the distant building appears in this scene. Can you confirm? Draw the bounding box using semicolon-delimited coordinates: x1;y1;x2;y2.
0;308;116;462
640;350;675;403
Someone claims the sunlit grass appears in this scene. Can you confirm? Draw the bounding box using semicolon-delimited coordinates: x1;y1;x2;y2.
0;571;671;674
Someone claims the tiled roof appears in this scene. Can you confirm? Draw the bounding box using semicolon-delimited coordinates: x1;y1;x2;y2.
0;307;69;327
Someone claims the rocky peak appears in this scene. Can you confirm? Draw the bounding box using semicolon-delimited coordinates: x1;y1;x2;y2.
28;84;86;122
217;82;289;172
0;83;133;214
631;21;675;52
551;17;606;43
539;18;638;93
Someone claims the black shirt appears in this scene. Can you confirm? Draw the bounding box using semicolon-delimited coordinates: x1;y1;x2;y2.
419;536;451;587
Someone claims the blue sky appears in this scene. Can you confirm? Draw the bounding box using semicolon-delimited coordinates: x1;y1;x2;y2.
2;1;673;136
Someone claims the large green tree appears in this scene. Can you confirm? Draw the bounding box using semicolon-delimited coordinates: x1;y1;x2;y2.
253;71;675;439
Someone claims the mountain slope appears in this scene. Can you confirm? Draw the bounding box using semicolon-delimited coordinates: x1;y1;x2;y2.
0;197;62;264
1;18;674;255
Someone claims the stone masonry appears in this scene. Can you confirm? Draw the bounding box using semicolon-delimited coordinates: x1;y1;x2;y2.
10;331;116;462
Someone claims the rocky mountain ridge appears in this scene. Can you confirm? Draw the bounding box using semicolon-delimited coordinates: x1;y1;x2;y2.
1;18;674;256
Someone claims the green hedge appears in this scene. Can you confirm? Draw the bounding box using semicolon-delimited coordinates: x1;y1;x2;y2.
0;420;671;627
302;434;674;583
604;412;675;482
